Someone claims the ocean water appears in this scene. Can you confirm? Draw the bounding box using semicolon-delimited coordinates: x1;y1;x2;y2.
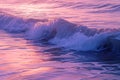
0;0;120;28
0;0;120;80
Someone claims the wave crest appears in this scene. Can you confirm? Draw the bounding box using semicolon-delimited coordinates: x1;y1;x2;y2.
0;13;120;52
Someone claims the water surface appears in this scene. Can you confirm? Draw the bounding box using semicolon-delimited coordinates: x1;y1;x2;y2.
0;0;120;28
0;0;120;80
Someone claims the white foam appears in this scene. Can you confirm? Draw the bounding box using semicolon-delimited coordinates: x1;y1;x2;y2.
0;13;120;51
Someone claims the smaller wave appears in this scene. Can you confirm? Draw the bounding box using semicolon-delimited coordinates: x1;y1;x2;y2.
90;4;120;13
0;13;38;33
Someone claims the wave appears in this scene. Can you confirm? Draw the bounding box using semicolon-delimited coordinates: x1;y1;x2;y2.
0;13;120;52
0;13;43;33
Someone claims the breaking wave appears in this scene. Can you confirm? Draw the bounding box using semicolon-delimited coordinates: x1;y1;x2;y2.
0;13;120;52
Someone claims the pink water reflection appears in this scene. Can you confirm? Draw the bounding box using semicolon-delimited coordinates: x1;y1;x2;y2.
0;0;120;80
0;31;53;79
0;0;120;28
0;31;119;80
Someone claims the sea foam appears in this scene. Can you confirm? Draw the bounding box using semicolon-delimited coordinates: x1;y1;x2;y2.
0;13;120;51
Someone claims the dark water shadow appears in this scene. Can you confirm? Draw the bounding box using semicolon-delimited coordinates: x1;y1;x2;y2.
2;30;120;64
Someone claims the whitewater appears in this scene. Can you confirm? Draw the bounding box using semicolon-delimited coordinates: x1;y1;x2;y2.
0;0;120;80
0;13;120;52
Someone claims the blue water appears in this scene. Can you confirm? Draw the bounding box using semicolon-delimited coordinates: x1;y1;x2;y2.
0;0;120;80
0;30;120;80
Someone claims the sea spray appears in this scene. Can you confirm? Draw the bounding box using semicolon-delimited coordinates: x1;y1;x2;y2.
0;13;120;51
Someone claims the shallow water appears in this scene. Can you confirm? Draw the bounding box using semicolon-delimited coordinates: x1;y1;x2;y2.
0;31;120;80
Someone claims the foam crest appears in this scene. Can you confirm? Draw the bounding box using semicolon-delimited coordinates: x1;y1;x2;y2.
27;18;77;40
0;13;120;52
50;31;120;51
